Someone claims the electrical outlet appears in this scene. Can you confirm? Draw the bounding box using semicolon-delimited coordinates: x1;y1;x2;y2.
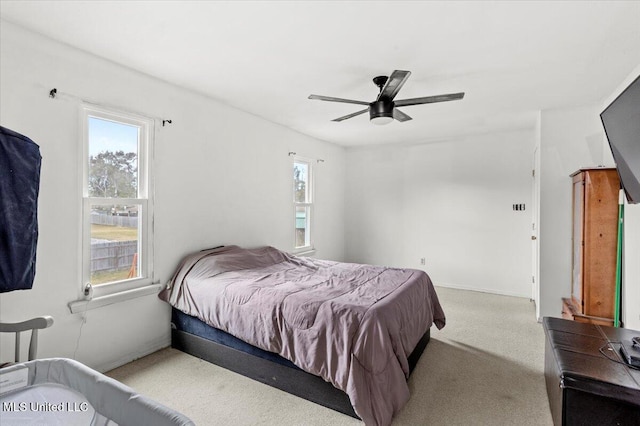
420;258;426;265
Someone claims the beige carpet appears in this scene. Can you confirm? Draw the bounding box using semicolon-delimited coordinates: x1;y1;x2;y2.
106;287;553;425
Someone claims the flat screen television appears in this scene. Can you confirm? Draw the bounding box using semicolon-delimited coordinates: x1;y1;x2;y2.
600;74;640;204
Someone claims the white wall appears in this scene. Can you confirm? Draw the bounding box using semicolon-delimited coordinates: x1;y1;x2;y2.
0;21;346;371
345;130;534;297
538;70;640;329
623;205;640;330
538;103;609;320
1;19;635;374
601;63;640;331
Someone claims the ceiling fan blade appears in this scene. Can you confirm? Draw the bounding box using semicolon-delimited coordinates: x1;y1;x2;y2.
377;70;411;101
395;92;465;107
393;108;412;122
308;94;369;106
332;108;369;122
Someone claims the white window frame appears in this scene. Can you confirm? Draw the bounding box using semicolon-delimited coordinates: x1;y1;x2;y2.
70;104;156;312
293;157;314;254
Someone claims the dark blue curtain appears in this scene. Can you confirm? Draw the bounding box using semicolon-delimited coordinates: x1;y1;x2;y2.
0;126;41;292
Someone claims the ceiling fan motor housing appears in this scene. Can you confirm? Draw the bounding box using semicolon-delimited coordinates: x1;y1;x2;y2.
369;99;394;121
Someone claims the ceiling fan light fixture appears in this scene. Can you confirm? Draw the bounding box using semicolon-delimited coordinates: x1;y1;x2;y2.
371;115;394;125
369;100;394;125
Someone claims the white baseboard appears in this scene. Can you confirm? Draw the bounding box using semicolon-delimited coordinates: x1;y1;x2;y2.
94;334;171;373
434;282;531;299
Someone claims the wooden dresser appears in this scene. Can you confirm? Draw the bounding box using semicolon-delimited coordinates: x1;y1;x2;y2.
562;168;620;326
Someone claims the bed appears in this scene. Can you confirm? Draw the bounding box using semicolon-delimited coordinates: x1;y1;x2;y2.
159;245;446;426
0;357;194;426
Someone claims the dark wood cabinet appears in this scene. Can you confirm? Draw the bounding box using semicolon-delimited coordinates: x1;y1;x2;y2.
544;317;640;426
562;168;620;326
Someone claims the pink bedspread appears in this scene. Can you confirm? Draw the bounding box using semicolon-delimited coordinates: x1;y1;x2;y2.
159;246;445;425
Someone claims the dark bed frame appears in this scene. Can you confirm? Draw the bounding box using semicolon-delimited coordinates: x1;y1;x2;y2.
171;324;431;419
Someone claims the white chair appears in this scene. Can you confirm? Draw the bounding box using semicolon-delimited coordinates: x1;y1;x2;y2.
0;316;54;363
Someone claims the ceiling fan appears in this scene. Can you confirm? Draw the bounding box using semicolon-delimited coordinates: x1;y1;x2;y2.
308;70;464;125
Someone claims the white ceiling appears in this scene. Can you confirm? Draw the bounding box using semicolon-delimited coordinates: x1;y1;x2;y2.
1;1;639;147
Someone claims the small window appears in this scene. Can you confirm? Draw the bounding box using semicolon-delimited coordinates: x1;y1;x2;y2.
81;105;153;297
293;159;313;251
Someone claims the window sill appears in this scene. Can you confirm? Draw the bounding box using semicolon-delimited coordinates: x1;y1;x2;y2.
294;248;316;257
68;283;163;314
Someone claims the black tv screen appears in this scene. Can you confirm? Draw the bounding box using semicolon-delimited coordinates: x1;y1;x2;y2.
600;74;640;204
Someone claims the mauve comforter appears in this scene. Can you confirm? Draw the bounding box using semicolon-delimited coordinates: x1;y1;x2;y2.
159;246;445;426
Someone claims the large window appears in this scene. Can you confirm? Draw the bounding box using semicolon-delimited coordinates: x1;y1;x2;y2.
81;105;153;297
293;158;313;252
